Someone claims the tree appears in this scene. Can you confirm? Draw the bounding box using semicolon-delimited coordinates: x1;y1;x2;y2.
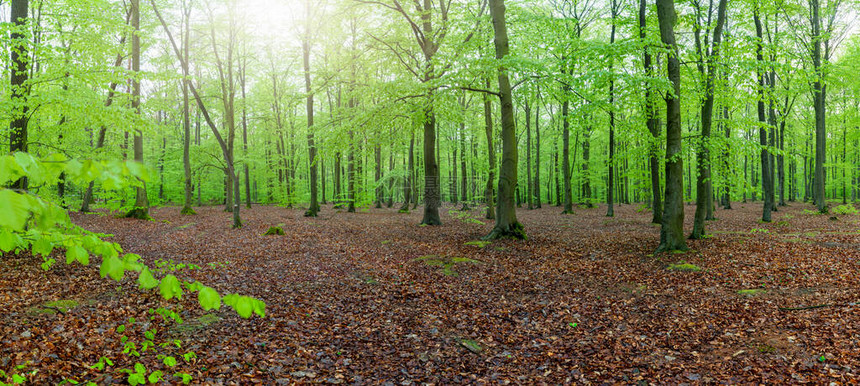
484;0;526;240
9;0;30;191
303;0;321;217
755;5;774;222
180;0;196;215
125;0;151;220
640;0;662;224
656;0;687;252
690;0;727;238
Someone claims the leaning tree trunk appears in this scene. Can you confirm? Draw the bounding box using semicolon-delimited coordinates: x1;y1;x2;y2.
484;0;525;240
656;0;687;252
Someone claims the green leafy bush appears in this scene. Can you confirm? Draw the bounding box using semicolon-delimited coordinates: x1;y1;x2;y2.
832;204;857;215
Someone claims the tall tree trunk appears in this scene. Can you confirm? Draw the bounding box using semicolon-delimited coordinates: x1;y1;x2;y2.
656;0;687;252
485;0;525;240
126;0;150;220
9;0;29;191
811;0;827;213
534;92;541;208
691;0;727;238
606;0;618;217
561;89;573;214
180;1;195;215
581;126;593;207
348;130;356;213
460;120;470;210
525;99;533;210
400;132;414;212
755;8;773;222
640;0;662;224
483;80;496;220
375;142;382;208
303;7;320;217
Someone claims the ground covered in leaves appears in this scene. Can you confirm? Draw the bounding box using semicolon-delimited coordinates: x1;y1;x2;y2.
2;201;860;384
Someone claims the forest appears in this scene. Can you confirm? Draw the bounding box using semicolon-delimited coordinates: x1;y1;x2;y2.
2;0;860;383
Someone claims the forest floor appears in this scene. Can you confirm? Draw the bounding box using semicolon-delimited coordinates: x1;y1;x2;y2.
2;201;860;384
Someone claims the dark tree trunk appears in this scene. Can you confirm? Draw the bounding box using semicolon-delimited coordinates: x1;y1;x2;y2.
606;0;618;217
690;0;727;238
400;133;414;212
811;0;827;213
126;0;150;220
485;0;525;240
561;91;573;214
640;0;662;224
755;8;773;222
483;80;496;220
303;13;320;217
656;0;687;252
9;0;29;191
534;93;541;208
525;99;533;210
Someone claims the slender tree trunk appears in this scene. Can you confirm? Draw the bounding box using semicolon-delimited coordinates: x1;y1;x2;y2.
811;0;827;213
755;8;773;222
485;0;525;240
375;142;383;208
526;99;533;210
691;0;726;238
640;0;662;224
483;80;496;220
180;2;195;215
400;132;414;212
126;0;150;219
303;32;320;217
606;0;618;217
348;129;356;213
656;0;687;252
561;90;573;214
534;93;541;208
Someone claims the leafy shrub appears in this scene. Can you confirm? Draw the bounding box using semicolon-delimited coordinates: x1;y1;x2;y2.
832;204;857;215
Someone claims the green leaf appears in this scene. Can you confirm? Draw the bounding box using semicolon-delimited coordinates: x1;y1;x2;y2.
163;356;177;367
0;228;22;252
159;274;182;300
66;245;89;266
0;155;25;185
0;189;31;231
198;286;221;311
100;255;125;281
147;370;163;384
223;294;265;318
32;236;54;257
173;373;192;385
138;267;159;290
116;325;126;333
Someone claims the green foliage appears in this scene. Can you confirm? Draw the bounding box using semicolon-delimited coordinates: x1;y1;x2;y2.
832;204;857;215
263;226;285;235
222;294;266;318
464;240;491;248
667;262;703;272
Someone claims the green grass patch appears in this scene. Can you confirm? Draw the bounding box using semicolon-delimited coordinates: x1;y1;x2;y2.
737;289;767;296
464;240;491;248
415;255;482;277
667;262;702;272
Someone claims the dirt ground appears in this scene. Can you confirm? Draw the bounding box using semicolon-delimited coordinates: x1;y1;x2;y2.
2;201;859;384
